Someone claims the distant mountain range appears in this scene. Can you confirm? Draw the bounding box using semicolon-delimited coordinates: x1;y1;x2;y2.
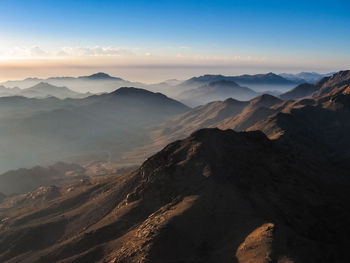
0;71;316;101
1;72;143;93
177;80;259;107
0;87;188;173
279;72;334;84
181;72;295;87
0;82;90;99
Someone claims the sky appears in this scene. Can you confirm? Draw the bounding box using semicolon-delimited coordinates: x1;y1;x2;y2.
0;0;349;82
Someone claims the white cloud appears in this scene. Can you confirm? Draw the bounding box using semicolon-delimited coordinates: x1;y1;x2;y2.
30;46;49;56
58;46;134;57
3;46;49;57
0;46;135;58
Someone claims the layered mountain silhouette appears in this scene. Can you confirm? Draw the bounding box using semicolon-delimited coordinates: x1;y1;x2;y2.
1;73;143;93
135;94;283;159
182;72;295;88
0;82;89;99
1;72;299;101
279;72;334;83
178;80;259;106
0;87;188;173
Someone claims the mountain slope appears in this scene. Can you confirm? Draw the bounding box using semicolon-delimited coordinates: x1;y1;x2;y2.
0;128;348;262
279;70;350;100
249;84;350;164
279;83;317;100
212;94;282;131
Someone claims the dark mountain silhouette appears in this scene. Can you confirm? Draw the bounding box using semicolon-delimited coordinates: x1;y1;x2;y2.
178;80;259;106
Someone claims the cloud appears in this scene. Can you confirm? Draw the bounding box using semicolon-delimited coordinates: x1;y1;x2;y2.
30;46;49;56
2;46;49;57
1;46;135;58
58;46;134;57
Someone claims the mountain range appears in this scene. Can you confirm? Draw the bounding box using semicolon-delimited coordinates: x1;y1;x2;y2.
1;71;331;106
1;73;143;93
177;80;259;107
0;82;90;99
0;70;349;262
1;71;308;102
0;87;188;173
279;72;334;83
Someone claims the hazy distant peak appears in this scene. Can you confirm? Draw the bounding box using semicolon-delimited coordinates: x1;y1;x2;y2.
80;72;122;80
24;77;42;81
28;82;70;91
31;81;60;87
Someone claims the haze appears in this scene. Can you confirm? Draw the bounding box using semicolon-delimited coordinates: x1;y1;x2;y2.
1;0;349;83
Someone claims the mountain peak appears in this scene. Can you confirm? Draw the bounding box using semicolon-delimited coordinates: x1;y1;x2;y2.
111;87;158;96
80;72;122;80
250;93;282;106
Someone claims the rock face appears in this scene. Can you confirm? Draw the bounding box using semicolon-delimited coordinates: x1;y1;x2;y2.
0;128;349;262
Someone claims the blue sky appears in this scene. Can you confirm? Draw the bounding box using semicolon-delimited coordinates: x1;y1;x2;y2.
0;0;349;81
